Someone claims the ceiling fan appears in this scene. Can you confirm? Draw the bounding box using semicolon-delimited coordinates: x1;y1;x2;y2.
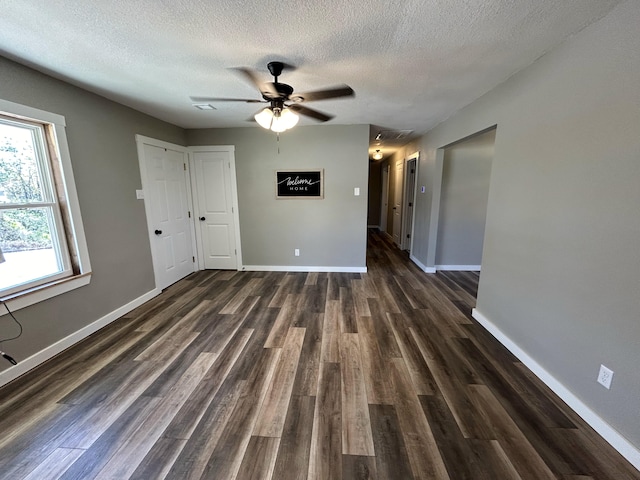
190;61;355;132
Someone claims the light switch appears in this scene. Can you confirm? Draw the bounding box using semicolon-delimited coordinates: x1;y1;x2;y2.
354;187;360;196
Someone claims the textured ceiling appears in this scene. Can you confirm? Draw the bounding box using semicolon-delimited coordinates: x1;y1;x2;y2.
0;0;621;155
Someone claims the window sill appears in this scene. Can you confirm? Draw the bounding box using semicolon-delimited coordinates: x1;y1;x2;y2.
0;272;92;314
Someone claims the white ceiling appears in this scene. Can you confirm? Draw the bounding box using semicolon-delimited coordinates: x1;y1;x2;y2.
0;0;621;154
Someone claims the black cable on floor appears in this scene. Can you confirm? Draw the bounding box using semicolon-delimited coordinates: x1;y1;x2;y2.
0;302;22;365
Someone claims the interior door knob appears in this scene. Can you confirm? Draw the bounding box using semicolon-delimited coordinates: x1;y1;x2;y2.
199;216;206;221
154;229;162;235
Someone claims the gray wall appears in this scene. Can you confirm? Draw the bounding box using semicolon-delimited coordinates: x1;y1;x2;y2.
411;1;640;448
435;129;494;267
0;56;186;370
187;125;369;268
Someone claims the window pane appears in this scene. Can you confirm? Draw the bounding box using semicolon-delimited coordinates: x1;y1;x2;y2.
0;207;62;292
0;122;45;204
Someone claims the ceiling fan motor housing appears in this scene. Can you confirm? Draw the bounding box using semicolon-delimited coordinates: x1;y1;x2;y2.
262;62;294;101
267;61;285;78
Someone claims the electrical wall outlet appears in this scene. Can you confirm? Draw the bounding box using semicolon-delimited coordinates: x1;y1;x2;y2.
294;249;300;257
597;364;614;389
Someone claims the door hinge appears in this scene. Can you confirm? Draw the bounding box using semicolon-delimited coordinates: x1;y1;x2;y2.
406;234;411;238
188;211;191;218
409;202;413;207
192;256;195;262
183;163;187;171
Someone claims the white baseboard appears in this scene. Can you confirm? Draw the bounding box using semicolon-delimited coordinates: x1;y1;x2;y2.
0;288;161;388
435;264;481;271
410;255;436;273
241;265;367;273
471;308;640;471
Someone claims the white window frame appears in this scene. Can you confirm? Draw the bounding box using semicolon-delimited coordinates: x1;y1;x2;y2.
0;99;91;313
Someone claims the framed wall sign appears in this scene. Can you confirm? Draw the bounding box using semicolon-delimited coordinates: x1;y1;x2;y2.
276;169;324;199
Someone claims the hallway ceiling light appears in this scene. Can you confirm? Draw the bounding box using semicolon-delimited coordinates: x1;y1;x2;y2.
373;149;383;160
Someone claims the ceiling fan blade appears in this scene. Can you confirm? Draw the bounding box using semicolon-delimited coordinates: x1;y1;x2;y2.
190;96;264;103
290;85;354;103
288;104;334;122
232;67;280;98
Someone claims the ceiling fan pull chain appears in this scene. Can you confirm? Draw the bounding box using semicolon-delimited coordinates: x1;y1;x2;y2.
277;132;280;154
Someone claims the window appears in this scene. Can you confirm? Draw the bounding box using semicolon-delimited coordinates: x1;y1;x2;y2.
0;116;72;294
0;99;91;310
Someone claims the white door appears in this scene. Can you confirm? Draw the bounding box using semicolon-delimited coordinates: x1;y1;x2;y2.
380;165;389;233
192;147;239;270
138;141;195;290
392;160;404;246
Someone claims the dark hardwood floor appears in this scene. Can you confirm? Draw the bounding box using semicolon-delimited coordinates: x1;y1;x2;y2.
0;229;638;479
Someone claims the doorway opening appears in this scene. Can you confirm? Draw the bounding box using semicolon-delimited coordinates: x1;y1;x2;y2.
434;127;496;271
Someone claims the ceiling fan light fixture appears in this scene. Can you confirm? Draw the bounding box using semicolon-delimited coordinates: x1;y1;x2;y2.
277;107;299;130
255;108;274;129
373;149;383;160
270;116;288;133
255;106;299;132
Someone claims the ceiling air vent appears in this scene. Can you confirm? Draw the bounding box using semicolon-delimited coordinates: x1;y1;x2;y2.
377;130;414;142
